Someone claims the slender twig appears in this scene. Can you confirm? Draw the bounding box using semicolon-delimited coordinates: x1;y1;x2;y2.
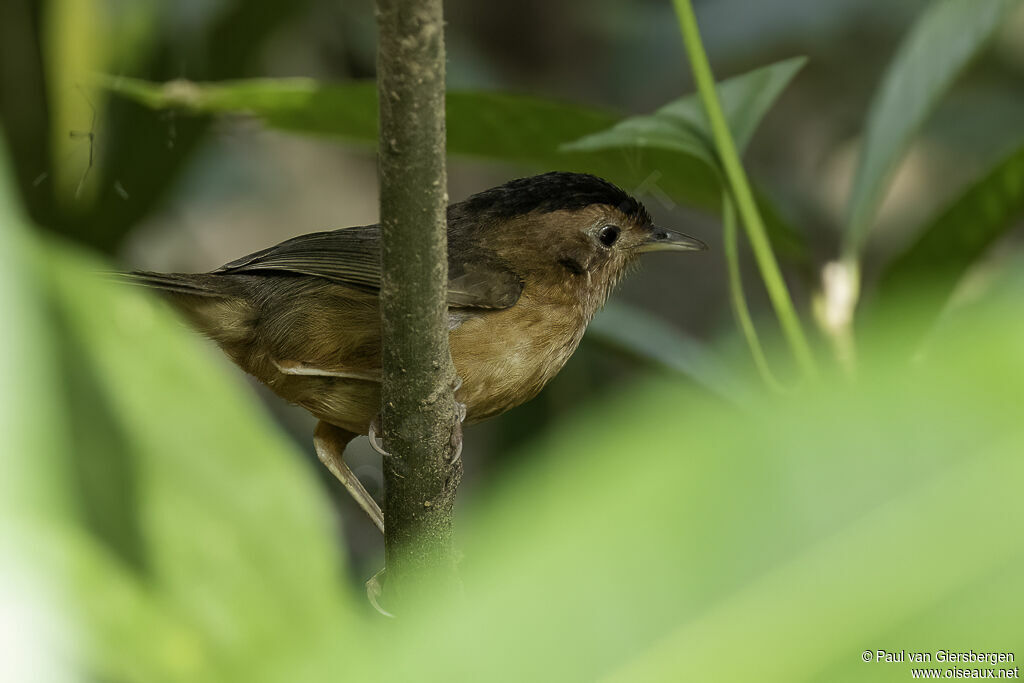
672;0;818;379
722;193;786;392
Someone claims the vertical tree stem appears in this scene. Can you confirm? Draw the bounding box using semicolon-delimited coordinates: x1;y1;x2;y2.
376;0;461;603
673;0;818;379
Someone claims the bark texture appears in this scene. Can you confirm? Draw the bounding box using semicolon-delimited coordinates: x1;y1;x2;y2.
376;0;461;603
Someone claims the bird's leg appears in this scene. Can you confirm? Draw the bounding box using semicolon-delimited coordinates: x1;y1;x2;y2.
313;421;385;534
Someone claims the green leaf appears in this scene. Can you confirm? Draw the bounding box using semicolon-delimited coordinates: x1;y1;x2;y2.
874;143;1024;323
560;57;809;269
100;75;724;208
8;122;1024;680
0;136;358;681
0;134;69;526
43;245;359;680
843;0;1023;259
561;56;807;162
100;75;808;267
361;278;1024;682
605;443;1021;682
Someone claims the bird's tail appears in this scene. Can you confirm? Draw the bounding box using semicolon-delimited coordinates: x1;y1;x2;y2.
119;271;255;346
120;271;228;298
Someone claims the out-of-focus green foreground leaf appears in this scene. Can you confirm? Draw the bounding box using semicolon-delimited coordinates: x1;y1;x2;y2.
0;143;358;681
386;290;1024;682
3;139;1023;680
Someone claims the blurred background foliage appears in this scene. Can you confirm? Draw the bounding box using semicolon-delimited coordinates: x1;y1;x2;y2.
2;0;1024;679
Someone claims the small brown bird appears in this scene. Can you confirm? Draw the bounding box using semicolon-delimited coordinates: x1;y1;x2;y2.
127;172;705;531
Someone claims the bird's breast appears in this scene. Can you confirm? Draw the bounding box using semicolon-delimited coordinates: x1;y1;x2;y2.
450;292;587;422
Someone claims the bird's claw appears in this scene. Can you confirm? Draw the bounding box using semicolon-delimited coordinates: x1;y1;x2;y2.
367;418;389;458
449;421;464;465
366;568;395;618
450;375;466;464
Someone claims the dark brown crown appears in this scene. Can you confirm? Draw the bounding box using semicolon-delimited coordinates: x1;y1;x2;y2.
459;172;651;225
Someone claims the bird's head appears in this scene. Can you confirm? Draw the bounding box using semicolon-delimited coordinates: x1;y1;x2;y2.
454;172;706;315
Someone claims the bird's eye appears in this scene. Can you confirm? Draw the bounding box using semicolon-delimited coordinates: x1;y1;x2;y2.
598;225;620;247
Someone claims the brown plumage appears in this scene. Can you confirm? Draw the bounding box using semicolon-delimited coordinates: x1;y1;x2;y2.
127;172;705;436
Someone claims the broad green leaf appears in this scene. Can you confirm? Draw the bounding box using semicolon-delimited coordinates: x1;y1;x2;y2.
561;56;807;162
101;75;808;266
875;143;1024;323
0;135;68;525
43;245;359;681
0;139;358;681
7;123;1024;681
843;0;1022;258
1;136;200;681
14;522;220;683
100;76;722;207
355;278;1024;682
606;443;1020;682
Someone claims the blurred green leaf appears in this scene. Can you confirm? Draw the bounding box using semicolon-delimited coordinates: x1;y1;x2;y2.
18;259;1024;680
361;278;1024;682
23;523;219;682
0;135;68;525
0;138;358;680
2;135;201;681
561;56;806;162
8;98;1024;679
101;77;383;140
42;244;359;680
843;0;1022;258
101;76;718;203
874;143;1024;325
588;302;751;404
606;440;1020;682
100;75;808;267
928;85;1024;163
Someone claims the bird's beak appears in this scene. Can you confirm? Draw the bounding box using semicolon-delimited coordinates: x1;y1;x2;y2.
638;226;708;253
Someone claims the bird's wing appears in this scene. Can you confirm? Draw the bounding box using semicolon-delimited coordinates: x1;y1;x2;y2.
216;225;523;309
